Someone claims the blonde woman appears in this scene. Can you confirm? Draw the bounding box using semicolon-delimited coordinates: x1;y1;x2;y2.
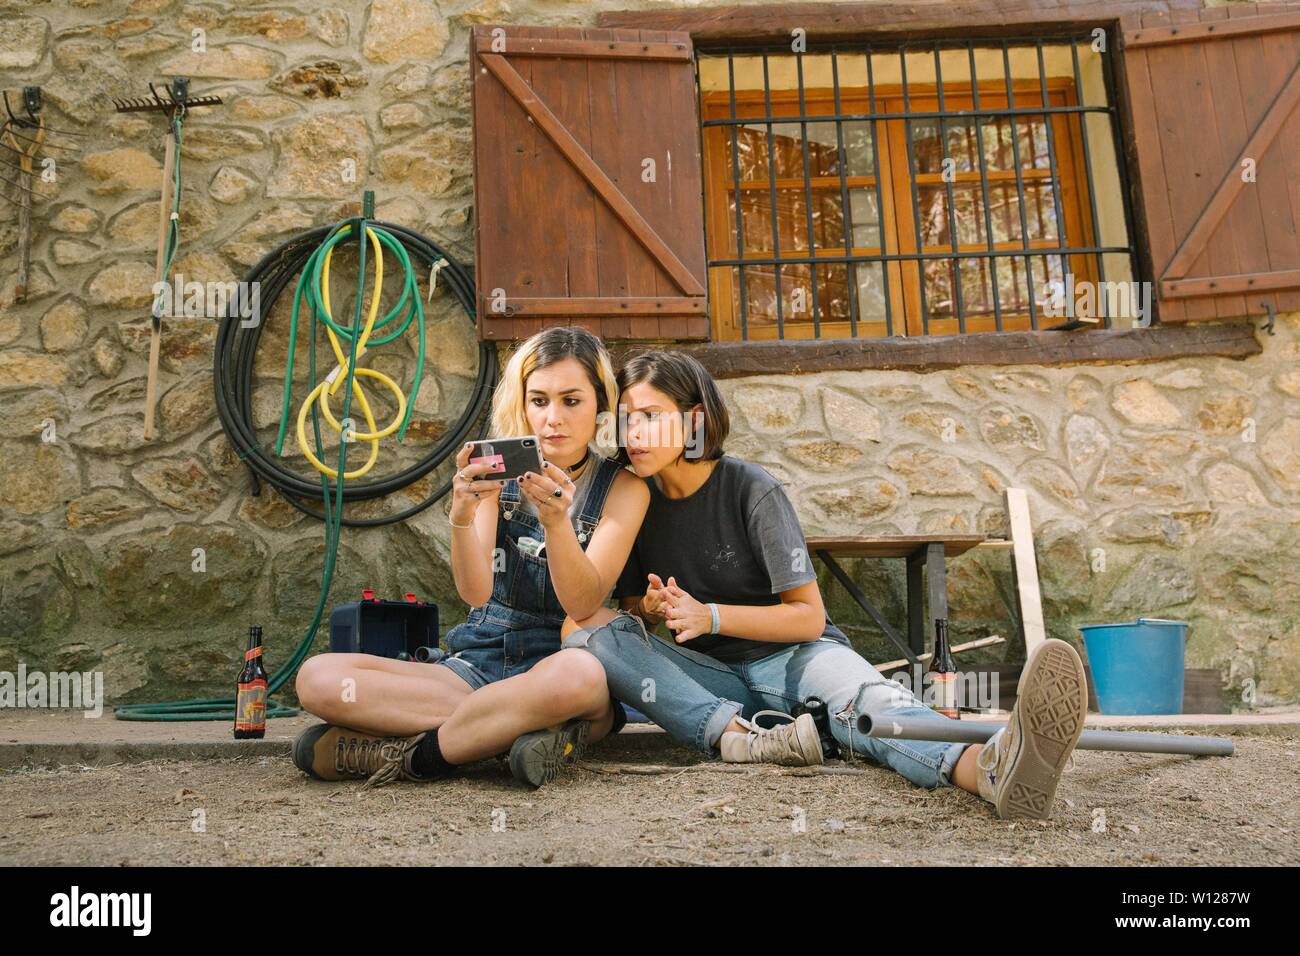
293;327;648;788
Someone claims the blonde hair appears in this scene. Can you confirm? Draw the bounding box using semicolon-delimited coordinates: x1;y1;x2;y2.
489;327;619;452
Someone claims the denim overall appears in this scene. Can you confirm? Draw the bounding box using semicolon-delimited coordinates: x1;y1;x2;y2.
438;453;624;689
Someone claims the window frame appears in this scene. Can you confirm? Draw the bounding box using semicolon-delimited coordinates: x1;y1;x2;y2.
594;0;1264;371
700;74;1101;341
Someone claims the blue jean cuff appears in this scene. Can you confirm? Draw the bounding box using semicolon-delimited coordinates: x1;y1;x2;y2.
703;698;744;751
937;741;969;787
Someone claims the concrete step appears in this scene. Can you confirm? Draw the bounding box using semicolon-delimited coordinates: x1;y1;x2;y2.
1;709;1294;769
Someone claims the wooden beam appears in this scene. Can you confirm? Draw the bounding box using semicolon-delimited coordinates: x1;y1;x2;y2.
478;52;707;297
1124;9;1300;47
1162;269;1300;299
874;636;1008;674
598;0;1201;42
639;323;1262;378
473;34;691;59
1004;488;1046;658
483;296;707;316
1161;59;1300;282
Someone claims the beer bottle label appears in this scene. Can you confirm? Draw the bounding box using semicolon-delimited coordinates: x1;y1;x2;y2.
236;679;267;730
932;672;958;715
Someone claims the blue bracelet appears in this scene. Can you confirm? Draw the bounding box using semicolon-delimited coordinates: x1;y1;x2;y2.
707;602;720;635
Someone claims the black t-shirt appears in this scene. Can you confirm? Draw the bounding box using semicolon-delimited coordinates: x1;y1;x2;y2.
613;455;850;662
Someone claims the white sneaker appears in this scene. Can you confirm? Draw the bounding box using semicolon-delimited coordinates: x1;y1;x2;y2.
719;710;824;766
976;638;1088;819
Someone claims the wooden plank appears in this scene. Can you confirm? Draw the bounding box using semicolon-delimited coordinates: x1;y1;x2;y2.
529;23;600;322
656;322;1262;377
472;34;691;59
1162;58;1300;286
478;51;706;298
1004;487;1046;658
142;129;177;442
806;534;987;559
1119;27;1187;321
497;296;706;315
1124;9;1300;46
1162;268;1300;298
1188;6;1252;320
597;1;1202;42
584;26;632;342
1244;5;1300;313
874;636;1008;674
1149;7;1220;321
1200;8;1278;317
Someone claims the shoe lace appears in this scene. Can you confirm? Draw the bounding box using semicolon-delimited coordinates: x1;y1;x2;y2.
744;711;800;761
336;735;388;776
362;735;424;791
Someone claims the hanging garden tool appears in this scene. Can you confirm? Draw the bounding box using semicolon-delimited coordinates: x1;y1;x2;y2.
112;78;222;441
1;87;85;303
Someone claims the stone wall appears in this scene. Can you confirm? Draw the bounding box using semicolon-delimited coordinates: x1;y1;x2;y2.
1;0;1297;707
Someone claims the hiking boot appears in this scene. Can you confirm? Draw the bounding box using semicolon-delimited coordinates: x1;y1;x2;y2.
508;718;590;789
976;638;1088;819
719;710;824;766
361;733;429;790
292;722;425;788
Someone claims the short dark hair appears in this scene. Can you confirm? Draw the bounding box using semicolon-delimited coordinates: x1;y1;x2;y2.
615;350;729;464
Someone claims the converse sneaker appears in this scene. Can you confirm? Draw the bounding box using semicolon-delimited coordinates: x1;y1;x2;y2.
507;718;590;789
976;638;1088;819
719;710;824;766
292;722;422;784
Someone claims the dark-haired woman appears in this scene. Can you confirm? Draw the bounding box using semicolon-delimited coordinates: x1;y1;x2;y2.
561;350;1090;819
292;327;645;789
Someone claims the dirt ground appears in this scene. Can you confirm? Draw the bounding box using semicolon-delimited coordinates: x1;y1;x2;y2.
2;733;1297;866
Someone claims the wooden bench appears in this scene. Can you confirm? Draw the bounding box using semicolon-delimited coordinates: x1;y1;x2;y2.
806;534;998;668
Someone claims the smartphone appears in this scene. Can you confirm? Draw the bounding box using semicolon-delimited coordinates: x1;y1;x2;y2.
466;436;544;482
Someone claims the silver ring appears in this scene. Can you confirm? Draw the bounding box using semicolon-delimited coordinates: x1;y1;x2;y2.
551;487;563;498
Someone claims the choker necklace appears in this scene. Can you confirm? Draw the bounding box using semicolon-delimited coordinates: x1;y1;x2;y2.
566;448;591;474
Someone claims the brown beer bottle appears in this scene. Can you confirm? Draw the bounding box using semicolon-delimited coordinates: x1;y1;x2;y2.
234;625;268;739
928;617;960;719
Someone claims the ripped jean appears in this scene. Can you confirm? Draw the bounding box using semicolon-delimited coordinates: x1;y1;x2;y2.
563;611;968;790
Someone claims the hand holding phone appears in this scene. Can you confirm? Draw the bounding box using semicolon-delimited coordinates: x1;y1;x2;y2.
466;436;544;482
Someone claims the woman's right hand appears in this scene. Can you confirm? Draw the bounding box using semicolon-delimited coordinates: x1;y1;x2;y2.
449;443;505;526
639;572;671;622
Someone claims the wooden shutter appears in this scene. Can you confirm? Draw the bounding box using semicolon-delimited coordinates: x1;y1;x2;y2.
469;25;709;341
1120;4;1300;322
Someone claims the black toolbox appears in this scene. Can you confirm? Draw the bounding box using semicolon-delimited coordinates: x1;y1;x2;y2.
328;590;440;660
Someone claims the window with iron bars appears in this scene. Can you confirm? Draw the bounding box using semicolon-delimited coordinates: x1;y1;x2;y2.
697;37;1140;341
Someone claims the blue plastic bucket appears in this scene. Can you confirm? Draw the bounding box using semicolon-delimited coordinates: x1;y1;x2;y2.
1078;618;1188;715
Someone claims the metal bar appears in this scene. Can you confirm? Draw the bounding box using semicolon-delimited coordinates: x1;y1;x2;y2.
696;34;1115;57
701;104;1113;128
817;550;921;667
924;542;948;639
856;714;1236;757
1071;41;1109;328
761;52;785;338
1036;40;1069;333
710;244;1130;267
865;45;895;336
726;51;750;341
906;551;925;657
935;42;966;333
795;49;822;336
969;41;1005;332
1002;40;1039;328
901;46;930;334
830;48;860;337
1100;27;1144;327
